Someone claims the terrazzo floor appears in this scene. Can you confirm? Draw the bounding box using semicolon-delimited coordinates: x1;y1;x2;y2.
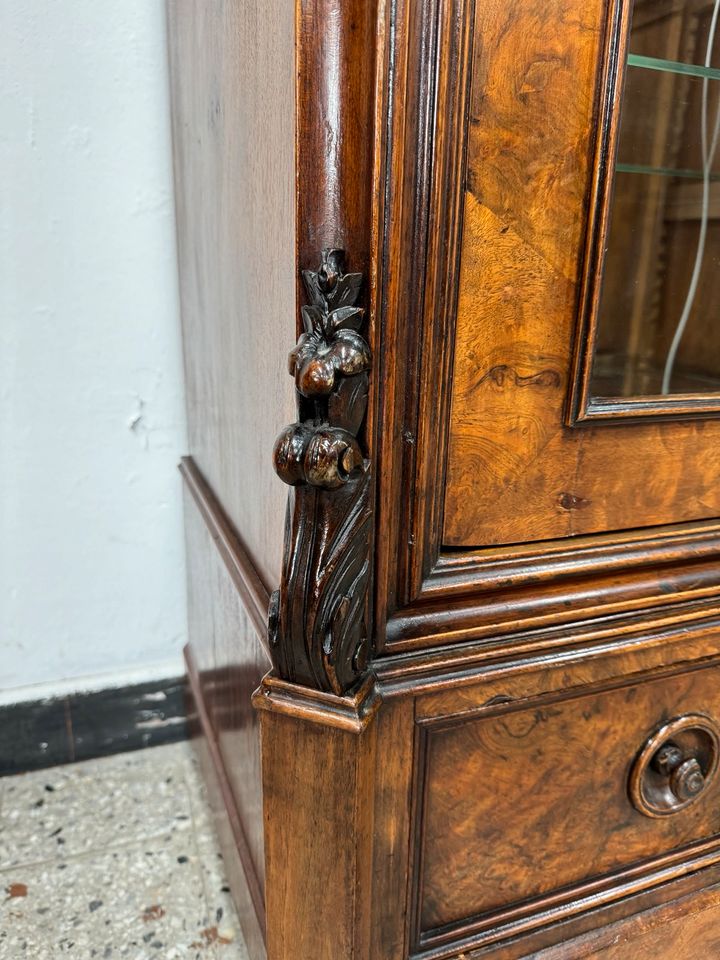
0;742;249;959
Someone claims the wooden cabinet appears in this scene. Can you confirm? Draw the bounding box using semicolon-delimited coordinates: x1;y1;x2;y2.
168;0;720;956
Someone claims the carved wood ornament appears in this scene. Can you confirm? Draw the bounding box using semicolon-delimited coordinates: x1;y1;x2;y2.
269;250;372;695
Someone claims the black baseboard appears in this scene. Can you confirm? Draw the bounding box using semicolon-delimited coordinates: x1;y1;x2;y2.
0;677;188;777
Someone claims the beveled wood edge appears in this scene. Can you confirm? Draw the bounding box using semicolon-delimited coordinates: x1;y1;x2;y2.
385;561;720;654
251;672;382;734
180;457;271;648
414;647;720;727
370;0;720;654
529;876;720;960
411;835;720;958
564;0;632;425
430;518;720;590
578;392;720;423
375;602;720;695
184;645;267;946
372;0;475;633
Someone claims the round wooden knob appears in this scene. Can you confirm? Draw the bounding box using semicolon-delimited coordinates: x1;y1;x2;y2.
630;715;719;818
670;758;705;802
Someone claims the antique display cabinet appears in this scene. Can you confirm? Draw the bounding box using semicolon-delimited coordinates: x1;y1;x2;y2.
168;0;720;956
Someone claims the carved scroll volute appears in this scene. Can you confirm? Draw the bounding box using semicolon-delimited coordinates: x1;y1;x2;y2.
269;250;372;695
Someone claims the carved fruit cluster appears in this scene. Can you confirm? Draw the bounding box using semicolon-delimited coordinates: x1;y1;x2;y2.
272;249;370;490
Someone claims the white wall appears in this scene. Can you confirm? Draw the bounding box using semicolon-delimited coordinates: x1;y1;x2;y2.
0;1;188;701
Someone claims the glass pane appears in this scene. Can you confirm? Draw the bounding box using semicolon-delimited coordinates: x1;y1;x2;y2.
591;0;720;399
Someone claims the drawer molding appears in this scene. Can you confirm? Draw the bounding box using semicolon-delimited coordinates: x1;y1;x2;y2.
410;659;720;957
413;834;720;958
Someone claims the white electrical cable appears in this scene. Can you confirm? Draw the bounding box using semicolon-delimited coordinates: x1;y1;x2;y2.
661;0;720;394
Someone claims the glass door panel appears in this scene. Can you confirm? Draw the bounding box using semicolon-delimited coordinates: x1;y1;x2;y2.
590;0;720;403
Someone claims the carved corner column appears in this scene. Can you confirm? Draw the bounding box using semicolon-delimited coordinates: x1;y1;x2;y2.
257;250;378;959
257;3;382;956
268;249;373;696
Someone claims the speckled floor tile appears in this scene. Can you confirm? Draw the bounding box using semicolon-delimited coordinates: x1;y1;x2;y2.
0;743;248;959
0;744;194;868
180;755;248;960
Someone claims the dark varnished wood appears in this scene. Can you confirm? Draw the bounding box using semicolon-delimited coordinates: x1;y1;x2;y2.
295;0;379;292
182;476;270;960
269;250;372;694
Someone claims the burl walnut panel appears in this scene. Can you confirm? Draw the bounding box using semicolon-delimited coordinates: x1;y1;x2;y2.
444;0;720;547
419;664;720;934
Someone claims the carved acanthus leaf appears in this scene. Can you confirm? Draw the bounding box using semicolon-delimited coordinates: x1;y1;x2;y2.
269;249;372;695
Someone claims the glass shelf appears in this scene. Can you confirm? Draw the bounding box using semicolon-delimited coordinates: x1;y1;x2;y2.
627;52;720;81
616;162;720;180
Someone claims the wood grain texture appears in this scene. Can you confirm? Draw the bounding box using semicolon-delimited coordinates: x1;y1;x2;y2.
252;673;380;734
260;705;377;960
296;0;379;287
170;1;720;957
186;649;266;960
183;483;270;959
444;0;720;546
532;882;720;959
418;664;720;937
168;0;296;589
372;0;476;622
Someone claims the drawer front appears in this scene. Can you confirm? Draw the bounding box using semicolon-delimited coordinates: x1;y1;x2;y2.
416;663;720;947
532;883;720;959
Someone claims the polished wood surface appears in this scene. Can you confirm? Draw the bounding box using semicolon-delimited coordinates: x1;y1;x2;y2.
444;0;720;547
259;683;377;960
533;883;720;959
296;0;379;288
268;250;373;694
169;0;720;957
182;477;269;960
419;664;720;934
168;0;296;589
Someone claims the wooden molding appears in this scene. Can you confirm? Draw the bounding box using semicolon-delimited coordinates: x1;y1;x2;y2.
185;646;266;959
252;672;381;735
373;0;476;626
376;601;720;695
180;457;270;646
415;835;720;958
369;0;720;658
